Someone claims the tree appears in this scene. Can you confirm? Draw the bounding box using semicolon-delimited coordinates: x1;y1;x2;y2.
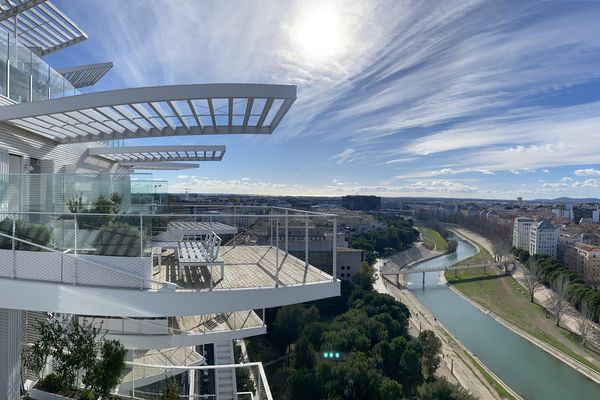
83;339;127;398
550;274;571;327
524;257;543;303
577;302;594;347
24;315;102;396
293;336;318;369
417;377;476;400
418;330;442;382
161;377;180;400
378;377;403;400
352;261;376;291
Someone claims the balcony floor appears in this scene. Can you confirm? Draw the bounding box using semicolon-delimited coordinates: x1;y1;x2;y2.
155;245;332;290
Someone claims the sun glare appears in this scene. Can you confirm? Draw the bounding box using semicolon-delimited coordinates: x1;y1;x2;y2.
293;6;345;58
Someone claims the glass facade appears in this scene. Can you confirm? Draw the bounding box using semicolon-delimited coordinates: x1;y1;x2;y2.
0;31;79;103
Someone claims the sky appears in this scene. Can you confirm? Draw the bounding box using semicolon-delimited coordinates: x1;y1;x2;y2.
47;0;600;199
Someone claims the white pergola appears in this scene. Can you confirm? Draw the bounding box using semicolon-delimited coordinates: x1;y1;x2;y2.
88;145;226;163
57;62;113;88
0;83;297;143
122;162;200;171
0;0;87;56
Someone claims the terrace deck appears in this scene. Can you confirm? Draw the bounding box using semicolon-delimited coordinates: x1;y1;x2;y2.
155;245;332;290
174;310;263;334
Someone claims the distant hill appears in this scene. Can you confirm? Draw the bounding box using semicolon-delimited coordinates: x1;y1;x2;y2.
531;197;600;203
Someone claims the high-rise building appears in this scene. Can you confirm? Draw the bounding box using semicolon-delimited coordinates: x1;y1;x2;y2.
0;3;340;399
512;216;534;250
529;220;559;257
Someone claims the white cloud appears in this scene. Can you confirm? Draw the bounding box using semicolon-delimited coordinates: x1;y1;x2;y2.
542;177;597;189
332;148;355;164
399;180;477;193
575;168;600;177
177;175;189;180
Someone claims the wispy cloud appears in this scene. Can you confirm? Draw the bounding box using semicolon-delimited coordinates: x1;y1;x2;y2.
575;168;600;177
332;148;356;164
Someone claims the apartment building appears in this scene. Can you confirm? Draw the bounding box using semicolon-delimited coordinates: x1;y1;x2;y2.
529;220;559;257
0;3;340;399
563;243;600;289
513;216;534;250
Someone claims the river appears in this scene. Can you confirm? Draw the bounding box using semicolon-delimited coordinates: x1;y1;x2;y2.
405;236;600;400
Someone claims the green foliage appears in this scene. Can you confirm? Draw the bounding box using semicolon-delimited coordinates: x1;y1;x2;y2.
78;388;97;400
24;316;102;396
93;220;144;256
349;216;419;262
0;217;53;251
352;261;376;291
25;316;126;398
37;373;63;394
417;377;477;400
67;192;86;213
83;339;127;398
511;249;600;322
262;271;441;399
419;330;442;382
161;377;180;400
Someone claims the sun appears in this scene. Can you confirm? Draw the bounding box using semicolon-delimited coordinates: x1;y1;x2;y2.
292;6;345;58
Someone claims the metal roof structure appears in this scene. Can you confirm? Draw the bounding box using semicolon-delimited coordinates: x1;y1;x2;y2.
0;0;87;56
0;83;297;143
88;145;226;163
57;62;113;88
121;162;200;171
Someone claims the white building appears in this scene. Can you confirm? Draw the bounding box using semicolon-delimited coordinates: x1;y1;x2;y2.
552;207;573;221
529;220;559;257
0;3;340;399
512;216;534;250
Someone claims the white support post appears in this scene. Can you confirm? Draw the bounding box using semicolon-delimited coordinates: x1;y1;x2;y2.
139;215;143;257
304;215;309;267
332;217;337;281
275;217;279;287
285;209;288;253
11;214;16;279
74;214;78;285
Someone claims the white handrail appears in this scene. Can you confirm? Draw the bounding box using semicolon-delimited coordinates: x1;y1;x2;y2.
0;231;178;290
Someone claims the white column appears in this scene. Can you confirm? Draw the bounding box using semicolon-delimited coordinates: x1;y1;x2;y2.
0;308;21;400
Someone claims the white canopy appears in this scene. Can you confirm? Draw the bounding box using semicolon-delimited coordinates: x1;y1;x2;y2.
0;83;297;143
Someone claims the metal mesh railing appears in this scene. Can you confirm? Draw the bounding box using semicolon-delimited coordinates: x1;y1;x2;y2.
0;207;337;291
121;361;273;400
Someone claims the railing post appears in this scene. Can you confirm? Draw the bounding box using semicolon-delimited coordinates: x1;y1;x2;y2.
74;214;78;285
304;215;309;267
11;213;16;279
262;308;266;327
275;216;279;287
285;209;288;253
332;217;337;281
139;215;143;257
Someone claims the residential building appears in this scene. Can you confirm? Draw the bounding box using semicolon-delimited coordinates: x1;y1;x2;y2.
529;220;559;257
513;216;534;250
552;206;573;221
564;243;600;289
336;247;365;280
0;3;340;399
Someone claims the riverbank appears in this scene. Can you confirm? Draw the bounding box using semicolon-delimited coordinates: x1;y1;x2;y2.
374;260;519;400
382;242;443;274
445;227;600;385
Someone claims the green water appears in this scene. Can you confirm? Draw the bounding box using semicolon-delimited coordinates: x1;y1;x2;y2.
406;238;600;400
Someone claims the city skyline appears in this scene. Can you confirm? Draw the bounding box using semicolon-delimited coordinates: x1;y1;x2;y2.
50;0;600;199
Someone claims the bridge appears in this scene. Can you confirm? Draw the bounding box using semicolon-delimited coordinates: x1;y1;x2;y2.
381;261;513;288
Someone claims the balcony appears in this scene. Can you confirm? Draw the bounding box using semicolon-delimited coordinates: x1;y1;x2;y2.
82;310;267;349
0;31;79;104
0;206;340;316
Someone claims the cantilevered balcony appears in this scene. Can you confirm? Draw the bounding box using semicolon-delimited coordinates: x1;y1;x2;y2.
0;206;340;316
81;310;267;349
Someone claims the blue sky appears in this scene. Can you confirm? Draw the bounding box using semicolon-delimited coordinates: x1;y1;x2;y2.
48;0;600;199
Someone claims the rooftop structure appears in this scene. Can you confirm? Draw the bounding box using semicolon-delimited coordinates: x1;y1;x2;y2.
0;3;317;399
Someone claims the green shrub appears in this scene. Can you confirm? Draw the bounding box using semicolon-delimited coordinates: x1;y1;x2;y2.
93;221;145;256
0;218;53;251
38;373;63;394
79;388;96;400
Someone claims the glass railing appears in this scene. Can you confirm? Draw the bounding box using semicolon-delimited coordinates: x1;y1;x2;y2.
0;172;167;214
0;30;79;103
